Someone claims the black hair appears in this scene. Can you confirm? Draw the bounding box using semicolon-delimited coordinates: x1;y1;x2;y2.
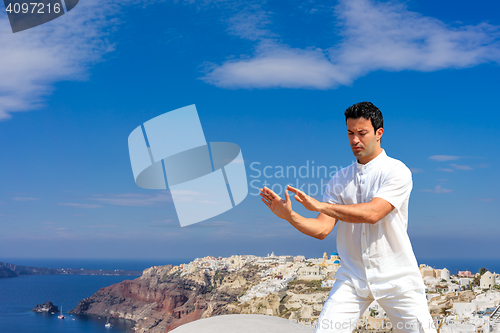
344;101;383;133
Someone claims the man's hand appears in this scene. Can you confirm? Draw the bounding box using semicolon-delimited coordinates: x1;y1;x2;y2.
261;186;337;239
260;187;293;220
287;185;323;212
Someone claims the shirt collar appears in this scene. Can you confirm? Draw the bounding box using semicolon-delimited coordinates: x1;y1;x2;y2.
356;149;387;172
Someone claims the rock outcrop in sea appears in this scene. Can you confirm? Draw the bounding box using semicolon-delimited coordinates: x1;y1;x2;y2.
32;301;59;313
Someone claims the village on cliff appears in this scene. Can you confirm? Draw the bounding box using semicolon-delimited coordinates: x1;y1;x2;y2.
167;252;500;333
73;253;500;333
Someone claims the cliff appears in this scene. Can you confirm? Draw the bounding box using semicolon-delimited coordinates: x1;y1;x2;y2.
70;264;264;332
0;261;59;277
0;261;141;278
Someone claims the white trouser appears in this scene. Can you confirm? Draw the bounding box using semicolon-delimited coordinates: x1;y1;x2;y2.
314;281;437;333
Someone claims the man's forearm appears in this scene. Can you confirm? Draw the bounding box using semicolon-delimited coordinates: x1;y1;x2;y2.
286;211;331;239
319;202;378;224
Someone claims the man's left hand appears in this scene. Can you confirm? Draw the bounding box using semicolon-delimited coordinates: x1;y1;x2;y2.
287;185;323;212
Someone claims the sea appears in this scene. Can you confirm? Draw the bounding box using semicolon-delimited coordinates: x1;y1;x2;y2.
0;258;193;333
415;257;500;275
1;257;499;333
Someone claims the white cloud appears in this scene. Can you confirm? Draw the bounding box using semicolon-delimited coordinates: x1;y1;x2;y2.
85;224;118;228
435;162;473;171
58;202;102;208
0;0;164;121
203;43;349;89
91;192;171;206
429;155;462;162
12;196;39;201
185;220;231;228
476;198;496;203
3;0;500;118
202;0;500;89
169;189;221;203
149;219;182;228
0;1;110;120
332;0;500;72
169;190;202;196
450;163;473;170
422;185;453;194
226;7;275;41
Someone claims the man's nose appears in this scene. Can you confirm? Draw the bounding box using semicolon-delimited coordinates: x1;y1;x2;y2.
352;135;360;144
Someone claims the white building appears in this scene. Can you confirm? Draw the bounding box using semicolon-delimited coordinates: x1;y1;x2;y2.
441;268;450;281
453;302;477;317
420;265;435;278
279;256;294;265
481;272;496;289
459;278;472;287
297;266;325;281
471;291;500;309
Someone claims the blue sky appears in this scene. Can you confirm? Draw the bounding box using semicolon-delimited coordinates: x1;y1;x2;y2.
1;0;499;261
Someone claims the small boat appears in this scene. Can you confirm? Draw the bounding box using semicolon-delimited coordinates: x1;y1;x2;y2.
58;306;65;319
105;317;112;328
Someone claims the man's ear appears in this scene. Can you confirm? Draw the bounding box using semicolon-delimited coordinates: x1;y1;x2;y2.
376;128;384;141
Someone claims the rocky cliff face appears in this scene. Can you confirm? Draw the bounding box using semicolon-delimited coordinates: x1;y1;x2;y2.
70;264;263;332
0;266;18;278
0;261;141;278
213;279;331;323
0;261;59;277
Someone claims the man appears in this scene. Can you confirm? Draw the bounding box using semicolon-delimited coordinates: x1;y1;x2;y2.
260;102;435;333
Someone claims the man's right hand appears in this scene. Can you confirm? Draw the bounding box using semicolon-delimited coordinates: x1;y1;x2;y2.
260;186;293;220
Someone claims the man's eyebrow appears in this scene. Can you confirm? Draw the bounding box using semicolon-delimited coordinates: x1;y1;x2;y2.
347;129;369;132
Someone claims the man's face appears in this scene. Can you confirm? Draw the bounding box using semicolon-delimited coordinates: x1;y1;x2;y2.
346;117;383;162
